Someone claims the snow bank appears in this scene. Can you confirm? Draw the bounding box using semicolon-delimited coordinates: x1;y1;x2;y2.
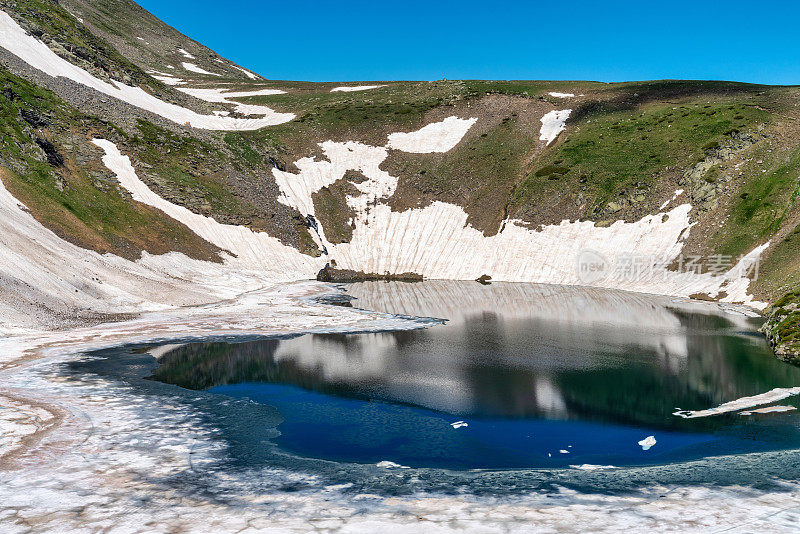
0;135;323;333
0;11;293;130
271;119;767;307
540;109;571;145
176;86;286;116
330;85;384;92
91;139;319;278
177;48;194;59
549;92;575;98
387;116;477;153
181;62;221;76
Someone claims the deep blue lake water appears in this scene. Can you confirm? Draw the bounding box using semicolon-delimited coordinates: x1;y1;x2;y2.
140;282;800;470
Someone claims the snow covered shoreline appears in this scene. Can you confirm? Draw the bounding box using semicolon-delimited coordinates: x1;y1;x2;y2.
3;301;800;532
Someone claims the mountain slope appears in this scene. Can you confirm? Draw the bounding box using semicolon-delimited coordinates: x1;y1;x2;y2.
0;0;799;358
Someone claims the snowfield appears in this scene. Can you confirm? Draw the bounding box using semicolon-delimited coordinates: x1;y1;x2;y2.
271;116;768;308
0;11;294;130
387;116;478;153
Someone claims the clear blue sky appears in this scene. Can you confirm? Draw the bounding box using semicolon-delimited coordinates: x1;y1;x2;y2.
137;0;799;85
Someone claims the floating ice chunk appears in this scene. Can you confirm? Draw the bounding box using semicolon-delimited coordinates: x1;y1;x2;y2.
539;109;571;145
638;435;657;450
570;464;617;470
376;460;410;469
181;62;221;76
450;420;468;429
559;449;570;454
387;116;477;153
740;405;797;416
548;92;575;98
331;85;384;92
674;387;800;418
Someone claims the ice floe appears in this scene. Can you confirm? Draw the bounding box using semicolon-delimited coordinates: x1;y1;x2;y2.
638;436;657;450
450;420;468;429
0;11;293;130
540;109;572;145
674;388;800;418
387;116;477;153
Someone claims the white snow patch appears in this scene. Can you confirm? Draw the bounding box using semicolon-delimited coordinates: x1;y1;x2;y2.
638;436;657;450
549;92;575;98
674;388;800;418
387;116;477;153
330;85;384;92
0;12;292;130
181;62;221;76
150;72;184;86
177;48;194;59
232;65;260;80
659;189;685;210
540;109;571;145
176;86;286;116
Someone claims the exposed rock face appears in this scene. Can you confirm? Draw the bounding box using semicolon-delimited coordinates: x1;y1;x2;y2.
761;299;800;364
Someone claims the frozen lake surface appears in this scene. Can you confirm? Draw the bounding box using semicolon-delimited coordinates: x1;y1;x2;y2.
72;281;800;478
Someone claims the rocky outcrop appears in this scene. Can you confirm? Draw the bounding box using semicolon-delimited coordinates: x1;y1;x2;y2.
316;263;423;283
761;293;800;364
